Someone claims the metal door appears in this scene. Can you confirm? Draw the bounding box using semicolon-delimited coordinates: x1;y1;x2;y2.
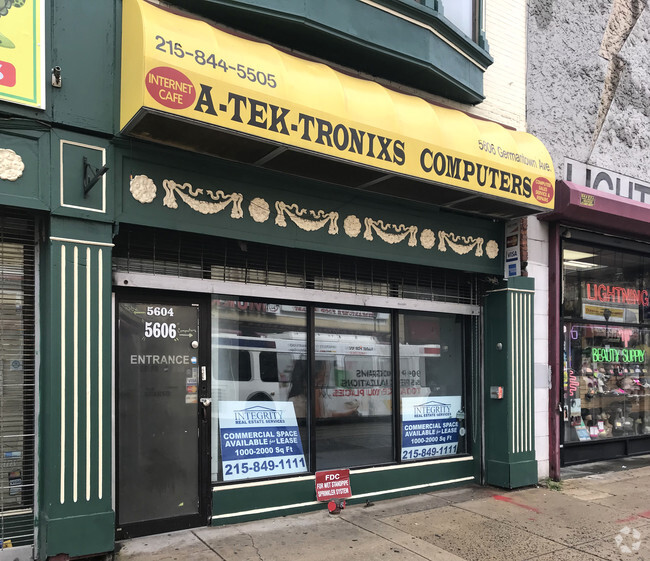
116;294;210;539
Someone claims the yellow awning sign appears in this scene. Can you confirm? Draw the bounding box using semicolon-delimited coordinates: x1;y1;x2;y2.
0;0;44;108
121;0;556;210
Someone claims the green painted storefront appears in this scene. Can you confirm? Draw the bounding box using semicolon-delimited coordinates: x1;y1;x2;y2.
0;1;548;558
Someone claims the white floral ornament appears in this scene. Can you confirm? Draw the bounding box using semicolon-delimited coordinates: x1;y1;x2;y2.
420;229;436;249
0;148;25;181
249;197;270;223
344;215;362;238
486;240;499;259
130;175;157;203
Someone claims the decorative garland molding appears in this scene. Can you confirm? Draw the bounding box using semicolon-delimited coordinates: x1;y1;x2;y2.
162;179;243;218
438;231;485;257
128;174;499;260
364;218;418;247
275;201;339;234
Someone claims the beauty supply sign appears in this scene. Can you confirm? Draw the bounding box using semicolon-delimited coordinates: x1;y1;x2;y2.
219;401;306;481
401;396;461;461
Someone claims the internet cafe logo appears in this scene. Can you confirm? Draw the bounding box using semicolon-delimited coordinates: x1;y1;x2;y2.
234;405;284;425
615;526;642;554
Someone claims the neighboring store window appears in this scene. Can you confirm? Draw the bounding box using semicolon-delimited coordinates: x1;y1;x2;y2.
562;240;650;443
0;215;36;548
563;324;650;442
211;298;469;483
399;312;467;461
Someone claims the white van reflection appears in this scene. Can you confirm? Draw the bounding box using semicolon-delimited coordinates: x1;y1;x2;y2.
213;332;438;415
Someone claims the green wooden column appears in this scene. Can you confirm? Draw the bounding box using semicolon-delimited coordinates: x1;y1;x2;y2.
39;216;114;559
484;276;537;488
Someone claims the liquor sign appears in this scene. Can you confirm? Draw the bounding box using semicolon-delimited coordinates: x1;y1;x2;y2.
566;158;650;205
0;0;45;108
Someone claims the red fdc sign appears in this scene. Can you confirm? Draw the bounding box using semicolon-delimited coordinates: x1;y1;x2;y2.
315;469;352;501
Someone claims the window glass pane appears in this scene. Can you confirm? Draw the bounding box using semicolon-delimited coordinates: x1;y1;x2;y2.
315;308;393;470
442;0;474;39
563;323;650;442
399;312;467;461
562;241;650;324
211;299;308;482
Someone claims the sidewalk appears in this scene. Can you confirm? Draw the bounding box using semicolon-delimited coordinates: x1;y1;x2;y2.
116;458;650;561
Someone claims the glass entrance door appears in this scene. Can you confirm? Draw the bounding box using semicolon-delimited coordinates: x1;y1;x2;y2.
116;296;209;538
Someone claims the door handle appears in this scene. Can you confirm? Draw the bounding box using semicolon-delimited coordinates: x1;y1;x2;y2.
199;397;212;422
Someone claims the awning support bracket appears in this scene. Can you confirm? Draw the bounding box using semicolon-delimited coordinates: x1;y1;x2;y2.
83;157;109;197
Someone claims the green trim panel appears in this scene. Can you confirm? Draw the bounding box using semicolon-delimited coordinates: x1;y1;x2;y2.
212;457;476;525
483;277;537;489
40;511;114;559
0;130;50;210
50;1;117;134
39;217;114;560
51;130;114;222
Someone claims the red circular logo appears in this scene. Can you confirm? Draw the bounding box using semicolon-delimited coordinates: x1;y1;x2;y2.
145;67;196;110
532;177;554;204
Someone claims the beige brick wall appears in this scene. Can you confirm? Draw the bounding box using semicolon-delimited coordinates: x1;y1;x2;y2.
429;0;528;130
470;0;527;128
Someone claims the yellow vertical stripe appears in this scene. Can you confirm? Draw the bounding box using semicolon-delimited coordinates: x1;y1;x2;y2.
86;248;92;501
73;246;79;503
60;244;67;504
98;249;103;499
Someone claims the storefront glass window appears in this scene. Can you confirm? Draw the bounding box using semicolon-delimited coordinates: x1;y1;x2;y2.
211;299;471;482
211;299;308;482
399;312;466;461
314;307;393;470
563;324;650;442
562;239;650;443
562;241;650;324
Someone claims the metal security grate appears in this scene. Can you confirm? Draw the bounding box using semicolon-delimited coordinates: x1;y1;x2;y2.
113;226;486;306
0;211;36;549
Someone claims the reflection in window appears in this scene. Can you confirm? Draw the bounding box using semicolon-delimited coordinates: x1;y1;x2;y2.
441;0;475;39
413;0;476;40
315;308;393;470
211;299;308;482
399;312;466;461
211;299;471;481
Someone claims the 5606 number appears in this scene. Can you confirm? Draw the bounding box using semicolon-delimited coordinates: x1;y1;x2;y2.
144;321;177;339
